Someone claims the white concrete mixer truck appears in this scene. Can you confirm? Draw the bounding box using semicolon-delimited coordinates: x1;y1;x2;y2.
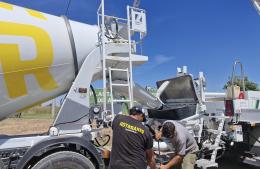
0;1;238;169
0;1;161;168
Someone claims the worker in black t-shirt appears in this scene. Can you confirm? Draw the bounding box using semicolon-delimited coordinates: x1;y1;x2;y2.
108;106;156;169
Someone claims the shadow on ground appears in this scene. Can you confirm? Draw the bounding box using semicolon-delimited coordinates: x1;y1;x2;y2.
195;155;258;169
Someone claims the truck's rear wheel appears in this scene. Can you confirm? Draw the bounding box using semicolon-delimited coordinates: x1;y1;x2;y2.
32;151;95;169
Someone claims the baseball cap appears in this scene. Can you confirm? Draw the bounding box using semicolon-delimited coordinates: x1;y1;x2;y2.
130;105;147;122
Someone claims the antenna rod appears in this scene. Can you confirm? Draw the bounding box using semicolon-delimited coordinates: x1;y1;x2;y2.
133;0;141;8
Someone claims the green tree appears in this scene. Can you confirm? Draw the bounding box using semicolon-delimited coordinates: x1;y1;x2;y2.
224;76;259;91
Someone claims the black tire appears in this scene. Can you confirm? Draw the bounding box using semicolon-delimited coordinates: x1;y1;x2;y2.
32;151;95;169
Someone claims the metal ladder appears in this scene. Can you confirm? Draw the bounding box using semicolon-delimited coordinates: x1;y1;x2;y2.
210;117;225;163
98;1;146;116
108;67;132;116
196;115;225;169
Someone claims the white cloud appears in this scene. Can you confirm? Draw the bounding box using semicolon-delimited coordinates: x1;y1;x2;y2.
153;54;175;65
134;54;175;76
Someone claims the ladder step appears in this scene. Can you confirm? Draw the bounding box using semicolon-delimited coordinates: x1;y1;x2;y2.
196;159;218;168
207;129;223;134
109;68;128;72
111;83;129;87
113;99;131;102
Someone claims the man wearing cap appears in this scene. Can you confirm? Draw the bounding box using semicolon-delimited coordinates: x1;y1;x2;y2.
156;121;198;169
108;106;156;169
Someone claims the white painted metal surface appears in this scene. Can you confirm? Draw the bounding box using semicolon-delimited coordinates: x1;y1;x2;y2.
0;2;98;120
0;2;148;121
0;135;49;150
101;0;107;112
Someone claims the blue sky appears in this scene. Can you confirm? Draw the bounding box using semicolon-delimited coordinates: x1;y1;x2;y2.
2;0;260;91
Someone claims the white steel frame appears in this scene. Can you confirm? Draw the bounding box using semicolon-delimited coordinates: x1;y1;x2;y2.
97;1;147;115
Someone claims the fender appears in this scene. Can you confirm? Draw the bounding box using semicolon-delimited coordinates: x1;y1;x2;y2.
17;134;104;169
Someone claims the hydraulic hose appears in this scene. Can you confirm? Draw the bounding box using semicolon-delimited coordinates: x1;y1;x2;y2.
90;85;97;104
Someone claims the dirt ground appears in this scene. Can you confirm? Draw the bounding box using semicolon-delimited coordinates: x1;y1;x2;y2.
0;118;52;135
0;118;113;147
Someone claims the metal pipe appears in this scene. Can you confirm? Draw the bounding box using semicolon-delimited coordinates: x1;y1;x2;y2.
97;3;102;15
101;0;107;111
231;60;245;99
112;81;162;109
158;140;162;165
252;0;260;15
127;5;134;108
97;14;128;21
180;114;201;122
133;0;141;8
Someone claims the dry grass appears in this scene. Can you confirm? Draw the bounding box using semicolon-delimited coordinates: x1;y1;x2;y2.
0;105;56;135
0;118;52;135
0;106;113;149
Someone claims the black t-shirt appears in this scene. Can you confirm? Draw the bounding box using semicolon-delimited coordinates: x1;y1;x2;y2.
109;115;153;169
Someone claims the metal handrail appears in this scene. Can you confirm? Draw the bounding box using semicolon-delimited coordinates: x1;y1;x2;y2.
231;60;245;99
